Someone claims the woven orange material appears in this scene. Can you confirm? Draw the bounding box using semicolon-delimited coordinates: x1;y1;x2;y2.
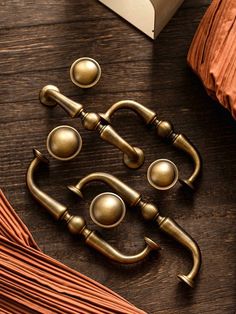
187;0;236;119
0;190;146;314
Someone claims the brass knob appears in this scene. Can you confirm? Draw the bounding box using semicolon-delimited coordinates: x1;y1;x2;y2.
46;125;82;161
90;192;126;228
147;159;179;190
70;57;101;88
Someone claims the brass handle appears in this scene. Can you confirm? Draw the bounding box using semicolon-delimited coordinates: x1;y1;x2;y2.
155;120;201;190
39;86;144;169
26;151;159;263
156;216;201;288
101;100;201;189
70;172;201;286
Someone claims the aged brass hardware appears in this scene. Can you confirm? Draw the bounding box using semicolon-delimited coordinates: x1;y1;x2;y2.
90;192;126;228
26;149;160;264
100;100;201;189
47;125;82;161
70;57;102;88
69;172;201;287
40;85;145;169
147;159;179;190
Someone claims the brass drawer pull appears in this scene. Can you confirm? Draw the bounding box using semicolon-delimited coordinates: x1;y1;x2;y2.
26;149;160;264
101;99;201;189
69;172;201;287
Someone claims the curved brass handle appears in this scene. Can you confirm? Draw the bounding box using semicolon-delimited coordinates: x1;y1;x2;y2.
39;86;144;169
70;172;201;286
26;149;68;220
26;151;159;263
155;121;201;190
101;100;201;189
68;172;141;206
156;216;201;287
100;99;157;124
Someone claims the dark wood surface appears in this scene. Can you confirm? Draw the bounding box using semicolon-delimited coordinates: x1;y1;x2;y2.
0;1;235;313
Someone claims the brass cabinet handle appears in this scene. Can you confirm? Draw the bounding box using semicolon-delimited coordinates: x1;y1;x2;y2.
69;172;201;287
26;150;159;264
40;87;201;186
101;100;201;189
39;86;144;169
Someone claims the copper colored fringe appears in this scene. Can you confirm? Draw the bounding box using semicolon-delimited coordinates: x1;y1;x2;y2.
187;0;236;119
0;190;146;314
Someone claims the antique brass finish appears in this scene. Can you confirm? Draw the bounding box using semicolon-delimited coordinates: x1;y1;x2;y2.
26;150;160;263
47;125;82;161
101;100;201;189
70;57;101;88
147;159;179;190
40;87;201;180
69;172;201;287
90;192;126;228
40;86;144;169
26;149;67;220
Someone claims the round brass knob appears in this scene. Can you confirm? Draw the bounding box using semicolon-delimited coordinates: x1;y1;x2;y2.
90;192;126;228
70;57;101;88
147;159;178;190
47;125;82;161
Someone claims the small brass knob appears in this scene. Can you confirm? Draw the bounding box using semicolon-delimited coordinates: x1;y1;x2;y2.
90;192;126;228
147;159;178;190
47;125;82;161
70;57;101;88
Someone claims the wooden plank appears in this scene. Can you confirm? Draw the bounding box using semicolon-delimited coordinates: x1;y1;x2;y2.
0;4;207;75
0;0;236;313
0;0;210;30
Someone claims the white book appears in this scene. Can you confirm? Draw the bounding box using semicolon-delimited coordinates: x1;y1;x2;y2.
98;0;184;39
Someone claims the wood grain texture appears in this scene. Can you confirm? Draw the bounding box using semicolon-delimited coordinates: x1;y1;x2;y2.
0;1;235;313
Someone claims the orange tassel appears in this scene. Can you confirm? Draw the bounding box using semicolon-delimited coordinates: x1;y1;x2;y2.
0;190;146;314
187;0;236;119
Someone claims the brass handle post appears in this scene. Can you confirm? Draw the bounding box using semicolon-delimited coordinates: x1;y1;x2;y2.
156;215;201;287
26;149;68;220
101;100;201;189
154;120;201;189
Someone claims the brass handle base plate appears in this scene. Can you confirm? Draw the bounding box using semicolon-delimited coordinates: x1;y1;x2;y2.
177;274;194;288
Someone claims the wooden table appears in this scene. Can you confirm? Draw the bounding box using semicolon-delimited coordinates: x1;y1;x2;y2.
0;1;235;313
